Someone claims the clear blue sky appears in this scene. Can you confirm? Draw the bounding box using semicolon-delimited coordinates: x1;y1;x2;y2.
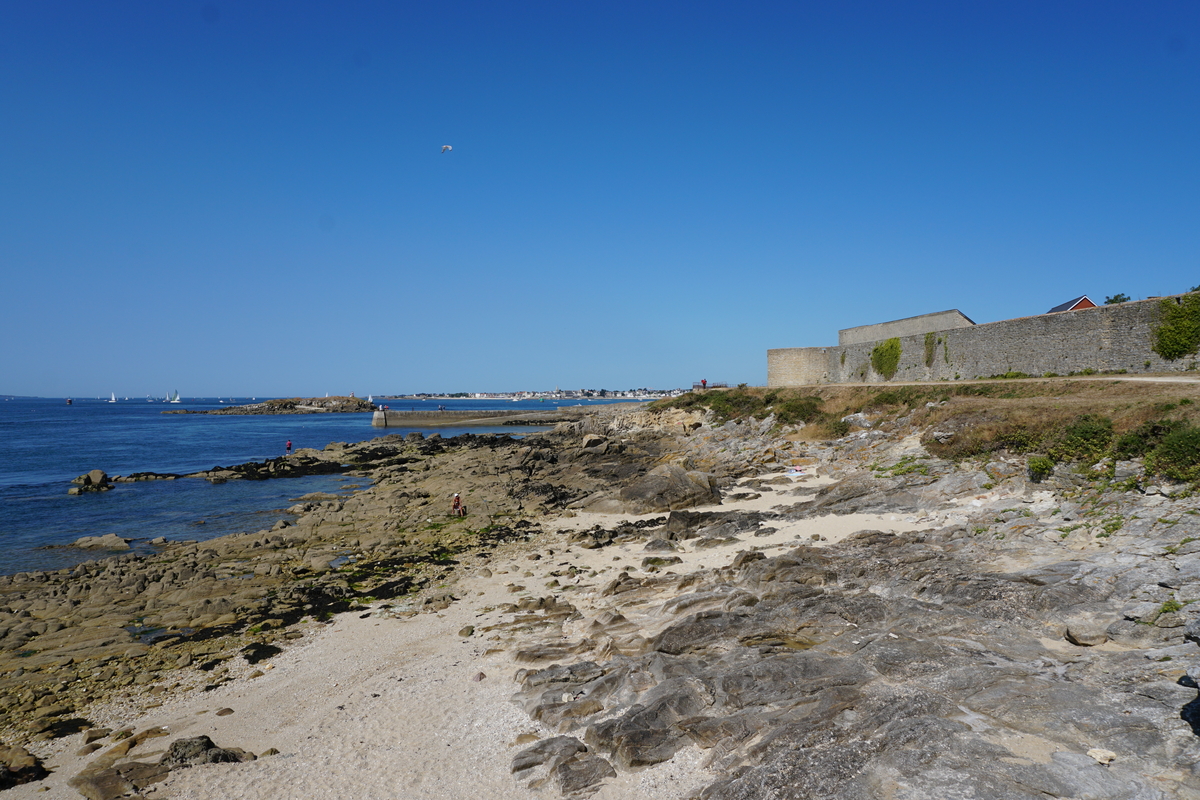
2;1;1197;396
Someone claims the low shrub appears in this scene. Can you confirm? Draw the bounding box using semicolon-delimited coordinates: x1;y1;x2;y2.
1028;456;1055;481
826;419;851;438
1114;419;1188;460
703;390;765;420
1146;426;1200;482
870;386;926;409
655;388;825;427
775;396;824;425
993;430;1041;454
1047;415;1113;462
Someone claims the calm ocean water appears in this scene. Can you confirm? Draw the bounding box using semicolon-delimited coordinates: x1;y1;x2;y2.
0;396;630;575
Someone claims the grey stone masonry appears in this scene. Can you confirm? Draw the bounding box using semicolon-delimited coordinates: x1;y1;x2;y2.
768;295;1193;386
838;309;975;346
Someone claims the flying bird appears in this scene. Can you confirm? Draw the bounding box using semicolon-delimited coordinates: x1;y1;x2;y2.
441;145;452;153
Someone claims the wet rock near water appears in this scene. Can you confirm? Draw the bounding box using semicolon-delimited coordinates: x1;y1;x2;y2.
68;470;112;495
69;534;132;551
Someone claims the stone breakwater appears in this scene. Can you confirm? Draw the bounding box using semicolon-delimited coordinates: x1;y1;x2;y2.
9;404;1200;798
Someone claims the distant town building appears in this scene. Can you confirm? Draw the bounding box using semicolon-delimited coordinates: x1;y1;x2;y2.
1046;295;1097;313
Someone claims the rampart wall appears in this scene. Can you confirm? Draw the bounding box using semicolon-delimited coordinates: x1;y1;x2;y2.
768;295;1190;386
838;309;975;346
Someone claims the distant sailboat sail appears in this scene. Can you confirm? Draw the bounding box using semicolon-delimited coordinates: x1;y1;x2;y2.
108;393;116;403
169;390;181;403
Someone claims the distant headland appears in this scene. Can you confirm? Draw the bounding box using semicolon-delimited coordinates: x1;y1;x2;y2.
163;396;376;415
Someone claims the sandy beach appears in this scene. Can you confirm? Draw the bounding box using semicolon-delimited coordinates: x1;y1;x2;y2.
7;460;926;796
7;468;934;800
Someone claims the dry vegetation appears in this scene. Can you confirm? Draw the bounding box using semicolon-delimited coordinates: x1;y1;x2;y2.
657;378;1200;478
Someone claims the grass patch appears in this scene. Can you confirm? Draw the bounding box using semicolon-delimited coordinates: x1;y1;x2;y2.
874;456;930;477
659;380;1200;452
663;387;816;422
655;388;845;437
1167;536;1200;555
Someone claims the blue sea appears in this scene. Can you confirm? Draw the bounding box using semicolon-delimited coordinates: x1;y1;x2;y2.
0;396;633;576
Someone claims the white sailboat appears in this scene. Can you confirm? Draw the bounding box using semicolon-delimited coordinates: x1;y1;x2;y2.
169;390;181;403
108;393;117;403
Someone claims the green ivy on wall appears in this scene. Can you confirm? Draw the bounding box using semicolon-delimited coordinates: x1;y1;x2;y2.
924;332;937;368
871;337;902;380
1153;295;1200;361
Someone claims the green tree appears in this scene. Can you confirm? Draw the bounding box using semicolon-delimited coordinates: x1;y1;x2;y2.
1153;294;1200;360
1104;293;1130;304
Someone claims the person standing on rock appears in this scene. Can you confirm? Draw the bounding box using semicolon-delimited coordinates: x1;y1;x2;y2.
452;493;465;516
286;440;292;456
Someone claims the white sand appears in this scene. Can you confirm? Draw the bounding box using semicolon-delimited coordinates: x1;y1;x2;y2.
15;472;933;800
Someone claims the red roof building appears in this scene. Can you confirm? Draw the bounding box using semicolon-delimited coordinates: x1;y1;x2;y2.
1046;295;1097;313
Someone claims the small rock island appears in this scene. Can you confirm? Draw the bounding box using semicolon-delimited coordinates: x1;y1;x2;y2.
163;396;375;415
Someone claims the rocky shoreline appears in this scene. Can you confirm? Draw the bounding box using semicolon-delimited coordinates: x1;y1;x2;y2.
6;401;1200;797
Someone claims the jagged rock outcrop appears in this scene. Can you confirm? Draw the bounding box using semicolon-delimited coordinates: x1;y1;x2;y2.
68;470;112;495
68;733;253;799
574;464;720;514
0;743;47;789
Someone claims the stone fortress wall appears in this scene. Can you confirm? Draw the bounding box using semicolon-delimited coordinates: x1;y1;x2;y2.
838;309;976;346
768;294;1192;386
